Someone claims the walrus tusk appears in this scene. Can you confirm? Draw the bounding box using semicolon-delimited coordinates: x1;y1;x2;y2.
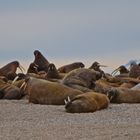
20;81;26;89
64;99;68;105
12;76;19;84
111;67;121;76
18;64;26;73
106;92;113;101
23;83;27;91
67;96;71;102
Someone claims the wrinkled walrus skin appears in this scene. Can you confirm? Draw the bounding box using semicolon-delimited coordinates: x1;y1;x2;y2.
23;77;84;105
62;68;101;92
65;92;109;113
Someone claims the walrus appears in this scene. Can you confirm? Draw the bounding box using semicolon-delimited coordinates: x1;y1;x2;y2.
58;62;85;73
45;63;61;80
27;63;38;74
107;87;140;103
89;61;107;76
20;77;83;105
0;61;25;80
33;50;50;72
129;63;140;78
65;92;109;113
0;77;23;99
111;65;129;76
62;68;102;92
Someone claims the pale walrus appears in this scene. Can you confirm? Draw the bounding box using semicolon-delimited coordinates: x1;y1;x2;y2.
58;62;85;73
21;77;83;105
62;68;102;92
65;92;109;113
0;61;25;80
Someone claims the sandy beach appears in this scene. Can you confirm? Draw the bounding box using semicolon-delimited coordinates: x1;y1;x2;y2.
0;99;140;140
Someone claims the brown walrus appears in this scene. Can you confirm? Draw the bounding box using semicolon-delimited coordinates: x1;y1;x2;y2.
65;92;109;113
27;63;38;74
89;61;107;76
107;87;140;103
129;63;140;78
58;62;85;73
33;50;50;72
0;77;23;99
111;65;129;76
0;61;25;80
62;68;102;92
21;77;83;105
45;63;61;80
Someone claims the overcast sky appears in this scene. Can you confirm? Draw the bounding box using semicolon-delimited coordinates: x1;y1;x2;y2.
0;0;140;72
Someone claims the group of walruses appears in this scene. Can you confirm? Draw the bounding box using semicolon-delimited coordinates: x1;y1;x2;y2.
0;50;140;113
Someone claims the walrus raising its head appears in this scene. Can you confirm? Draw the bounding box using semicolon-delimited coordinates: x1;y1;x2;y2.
58;62;85;73
0;61;25;80
33;50;50;72
27;63;38;74
62;68;102;92
65;92;109;113
45;63;61;80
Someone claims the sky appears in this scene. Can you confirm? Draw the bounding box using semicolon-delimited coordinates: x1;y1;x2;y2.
0;0;140;73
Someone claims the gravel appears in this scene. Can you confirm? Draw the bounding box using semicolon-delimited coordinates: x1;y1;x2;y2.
0;100;140;140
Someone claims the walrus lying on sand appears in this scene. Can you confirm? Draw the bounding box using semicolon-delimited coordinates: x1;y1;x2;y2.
107;87;140;103
58;62;85;73
20;77;83;105
0;77;23;99
65;92;109;113
62;68;102;92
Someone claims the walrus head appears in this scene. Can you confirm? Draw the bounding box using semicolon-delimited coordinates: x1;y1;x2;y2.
65;96;82;113
107;88;119;102
75;62;85;68
89;61;107;70
0;61;25;80
46;63;60;79
33;50;49;72
27;63;39;74
111;65;129;76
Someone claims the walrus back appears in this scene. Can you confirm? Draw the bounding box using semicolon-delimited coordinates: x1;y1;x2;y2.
27;78;83;105
65;92;109;113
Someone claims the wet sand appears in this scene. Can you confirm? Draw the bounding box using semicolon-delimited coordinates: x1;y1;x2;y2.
0;100;140;140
